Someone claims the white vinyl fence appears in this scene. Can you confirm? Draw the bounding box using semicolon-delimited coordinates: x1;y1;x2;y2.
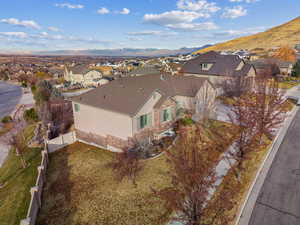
20;146;49;225
46;131;77;153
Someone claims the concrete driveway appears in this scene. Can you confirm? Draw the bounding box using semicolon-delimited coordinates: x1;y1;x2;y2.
248;109;300;225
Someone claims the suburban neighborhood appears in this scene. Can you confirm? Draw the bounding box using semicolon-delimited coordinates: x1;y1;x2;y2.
1;1;300;225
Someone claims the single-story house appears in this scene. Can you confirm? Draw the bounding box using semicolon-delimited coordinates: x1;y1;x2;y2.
181;51;256;82
71;74;216;152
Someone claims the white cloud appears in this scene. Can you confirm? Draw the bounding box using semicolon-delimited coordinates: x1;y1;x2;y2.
119;8;130;15
0;18;40;29
229;0;258;3
48;26;60;32
166;21;218;31
144;10;209;26
97;7;110;14
222;6;247;19
55;3;84;9
0;32;28;38
127;30;177;37
127;37;143;41
177;0;220;13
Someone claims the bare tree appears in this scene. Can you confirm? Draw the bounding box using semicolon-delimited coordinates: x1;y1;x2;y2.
228;93;258;173
253;75;286;142
108;147;144;187
153;125;234;225
9;132;27;168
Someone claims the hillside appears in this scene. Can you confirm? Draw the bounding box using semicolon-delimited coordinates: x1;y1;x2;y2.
195;17;300;54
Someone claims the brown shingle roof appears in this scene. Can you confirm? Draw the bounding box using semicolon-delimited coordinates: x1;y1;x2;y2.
72;74;209;116
182;51;254;76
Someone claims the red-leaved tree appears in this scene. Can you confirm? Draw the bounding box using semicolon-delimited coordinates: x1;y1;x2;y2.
153;125;234;225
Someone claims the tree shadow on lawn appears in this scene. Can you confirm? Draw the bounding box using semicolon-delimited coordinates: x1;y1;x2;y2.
37;148;82;225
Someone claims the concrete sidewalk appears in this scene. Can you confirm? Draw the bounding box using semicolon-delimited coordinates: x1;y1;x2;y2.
236;106;299;225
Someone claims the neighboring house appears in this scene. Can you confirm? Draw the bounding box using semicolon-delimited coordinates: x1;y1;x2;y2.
71;74;216;152
127;65;160;77
251;58;293;76
48;67;64;78
181;51;256;83
64;65;104;87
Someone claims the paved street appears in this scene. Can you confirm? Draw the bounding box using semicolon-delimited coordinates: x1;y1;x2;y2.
0;82;22;119
0;82;34;167
248;109;300;225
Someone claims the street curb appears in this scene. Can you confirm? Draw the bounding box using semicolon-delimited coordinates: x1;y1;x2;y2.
235;106;299;225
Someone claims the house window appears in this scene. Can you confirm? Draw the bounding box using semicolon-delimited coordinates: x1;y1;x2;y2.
200;63;211;70
139;113;152;129
74;104;80;112
162;108;172;122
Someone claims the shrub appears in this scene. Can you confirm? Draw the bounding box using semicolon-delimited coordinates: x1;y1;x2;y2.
24;108;39;123
1;116;12;123
292;60;300;77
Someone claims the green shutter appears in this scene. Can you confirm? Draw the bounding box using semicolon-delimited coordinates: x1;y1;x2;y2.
147;113;152;126
74;104;80;112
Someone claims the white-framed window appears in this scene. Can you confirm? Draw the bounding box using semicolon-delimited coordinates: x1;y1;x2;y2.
200;63;210;70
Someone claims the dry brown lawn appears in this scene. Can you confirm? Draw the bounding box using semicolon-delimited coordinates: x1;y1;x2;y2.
37;142;171;225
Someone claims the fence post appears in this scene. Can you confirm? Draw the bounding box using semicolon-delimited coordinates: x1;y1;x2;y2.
31;186;40;208
20;218;31;225
72;131;77;143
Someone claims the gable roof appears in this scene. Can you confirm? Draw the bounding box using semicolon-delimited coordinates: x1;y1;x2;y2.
72;74;210;116
182;51;254;76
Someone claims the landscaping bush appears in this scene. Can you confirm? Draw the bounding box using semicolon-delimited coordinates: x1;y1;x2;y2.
292;60;300;77
1;116;12;123
24;108;39;123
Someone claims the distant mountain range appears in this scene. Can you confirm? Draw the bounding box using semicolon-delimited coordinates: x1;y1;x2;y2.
35;45;212;57
195;17;300;54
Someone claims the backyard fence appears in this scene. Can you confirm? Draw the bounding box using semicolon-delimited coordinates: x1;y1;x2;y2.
19;131;77;225
46;131;77;153
20;143;49;225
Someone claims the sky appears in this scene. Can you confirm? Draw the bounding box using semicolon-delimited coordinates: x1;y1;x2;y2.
0;0;299;52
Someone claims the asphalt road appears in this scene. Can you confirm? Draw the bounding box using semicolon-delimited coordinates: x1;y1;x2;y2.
0;81;22;119
249;109;300;225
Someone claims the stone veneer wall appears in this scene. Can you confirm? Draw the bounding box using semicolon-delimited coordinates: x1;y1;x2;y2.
76;129;132;150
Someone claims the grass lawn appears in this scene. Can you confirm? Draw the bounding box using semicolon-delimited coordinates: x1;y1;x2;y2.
278;80;300;89
37;142;172;225
37;120;235;225
0;124;41;225
282;99;297;112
